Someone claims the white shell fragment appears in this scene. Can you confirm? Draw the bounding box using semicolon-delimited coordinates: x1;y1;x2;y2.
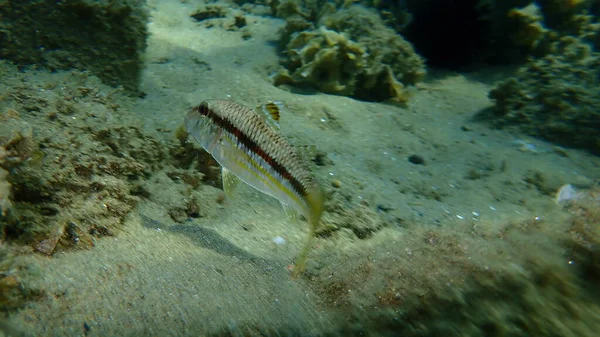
555;184;578;204
273;236;287;245
555;184;597;204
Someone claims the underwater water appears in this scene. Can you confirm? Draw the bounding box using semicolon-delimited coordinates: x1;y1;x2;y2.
0;0;599;336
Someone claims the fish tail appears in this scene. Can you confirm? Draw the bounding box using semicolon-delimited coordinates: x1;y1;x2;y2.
291;185;325;278
291;223;316;278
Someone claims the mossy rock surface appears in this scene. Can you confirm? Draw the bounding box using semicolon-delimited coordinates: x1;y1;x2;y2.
486;36;600;154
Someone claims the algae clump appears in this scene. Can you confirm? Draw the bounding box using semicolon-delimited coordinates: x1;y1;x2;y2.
274;5;425;103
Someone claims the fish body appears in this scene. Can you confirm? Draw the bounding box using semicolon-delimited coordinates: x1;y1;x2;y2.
185;100;324;273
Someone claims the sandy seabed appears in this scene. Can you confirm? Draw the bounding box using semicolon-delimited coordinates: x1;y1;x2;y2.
1;1;599;336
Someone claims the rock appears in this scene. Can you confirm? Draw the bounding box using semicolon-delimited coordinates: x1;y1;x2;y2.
0;0;149;94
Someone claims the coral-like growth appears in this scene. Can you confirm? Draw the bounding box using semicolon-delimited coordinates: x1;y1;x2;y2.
274;5;424;102
486;35;600;154
476;0;600;62
274;27;368;97
478;1;600;154
507;3;549;51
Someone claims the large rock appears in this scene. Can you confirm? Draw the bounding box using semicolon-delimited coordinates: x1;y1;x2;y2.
0;0;148;94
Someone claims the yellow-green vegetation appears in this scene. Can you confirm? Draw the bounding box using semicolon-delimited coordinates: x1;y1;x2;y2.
507;3;548;49
274;4;424;103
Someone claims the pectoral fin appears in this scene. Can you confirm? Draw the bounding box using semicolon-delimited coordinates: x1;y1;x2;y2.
222;167;241;198
280;201;300;224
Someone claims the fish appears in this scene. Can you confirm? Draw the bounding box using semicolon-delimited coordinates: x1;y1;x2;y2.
184;99;325;275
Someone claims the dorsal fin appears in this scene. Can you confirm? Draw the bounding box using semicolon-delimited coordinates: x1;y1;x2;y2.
255;101;284;130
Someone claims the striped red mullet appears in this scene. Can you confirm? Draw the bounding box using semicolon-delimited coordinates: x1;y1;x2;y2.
185;100;324;274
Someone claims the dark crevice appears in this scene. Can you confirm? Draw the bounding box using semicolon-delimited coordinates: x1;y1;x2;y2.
403;0;491;70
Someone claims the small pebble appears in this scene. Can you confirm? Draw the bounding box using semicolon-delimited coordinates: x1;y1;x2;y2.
331;179;342;188
408;154;425;165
